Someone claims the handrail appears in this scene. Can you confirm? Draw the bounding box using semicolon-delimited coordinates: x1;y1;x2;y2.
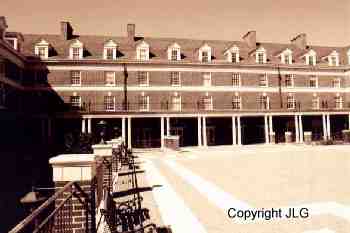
8;181;75;233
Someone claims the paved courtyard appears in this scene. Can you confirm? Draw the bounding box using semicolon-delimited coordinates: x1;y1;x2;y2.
134;144;350;233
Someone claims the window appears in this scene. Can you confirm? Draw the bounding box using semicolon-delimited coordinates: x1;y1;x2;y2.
71;71;81;86
202;96;213;110
171;50;178;61
327;51;339;66
225;46;240;63
70;96;81;108
103;40;117;60
202;51;209;62
232;73;241;87
309;76;318;88
104;96;115;111
138;71;149;86
171;94;181;111
306;50;316;66
72;48;80;59
170;72;181;86
335;95;343;109
258;95;269;110
256;47;266;64
332;78;341;88
70;40;83;60
35;39;49;59
280;49;292;64
168;43;181;61
259;74;268;87
105;71;116;86
312;96;319;110
139;94;149;111
232;94;241;110
203;73;211;86
136;41;149;61
286;95;296;109
285;74;294;87
199;44;211;62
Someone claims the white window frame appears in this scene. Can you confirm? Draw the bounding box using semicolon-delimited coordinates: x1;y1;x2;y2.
232;94;241;110
281;49;292;64
138;71;149;87
103;40;117;60
312;95;319;110
232;73;241;87
104;95;115;112
105;71;116;86
326;51;339;66
259;94;270;110
70;95;81;108
5;37;18;50
259;74;268;87
198;44;211;62
286;94;296;110
256;47;267;64
203;72;212;86
34;39;49;59
203;95;213;111
170;72;181;87
136;41;149;61
309;75;318;88
139;94;149;111
332;78;341;88
225;45;240;63
69;39;83;59
335;94;343;109
71;71;81;86
171;93;182;111
168;43;181;61
285;74;294;88
305;50;316;66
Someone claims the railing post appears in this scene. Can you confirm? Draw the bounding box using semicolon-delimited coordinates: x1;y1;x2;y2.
49;154;99;233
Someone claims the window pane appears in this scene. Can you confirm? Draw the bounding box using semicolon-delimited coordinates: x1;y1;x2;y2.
71;71;81;85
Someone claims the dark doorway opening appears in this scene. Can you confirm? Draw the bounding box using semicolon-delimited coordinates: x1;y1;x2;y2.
241;117;265;145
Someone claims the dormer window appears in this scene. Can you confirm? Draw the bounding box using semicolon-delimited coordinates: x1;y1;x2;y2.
256;47;267;64
199;44;211;62
136;41;149;61
304;50;316;66
279;49;292;64
225;45;240;63
103;40;117;60
168;43;181;61
69;39;83;59
327;51;339;66
34;39;49;59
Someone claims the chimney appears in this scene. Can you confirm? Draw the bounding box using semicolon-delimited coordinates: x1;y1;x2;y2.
243;31;256;49
127;24;135;42
60;21;73;40
291;33;307;50
0;16;8;41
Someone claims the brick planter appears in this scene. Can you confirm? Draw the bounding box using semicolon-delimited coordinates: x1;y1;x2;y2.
342;130;350;143
164;135;180;150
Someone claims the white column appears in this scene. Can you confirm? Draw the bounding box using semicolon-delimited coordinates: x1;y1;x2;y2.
127;117;132;148
294;115;299;143
264;115;269;144
299;115;304;143
81;119;86;133
166;117;170;136
237;116;242;145
161;117;165;149
122;117;126;142
87;118;92;134
326;114;331;140
269;115;273;135
232;116;237;145
197;117;202;146
203;117;207;147
322;114;327;140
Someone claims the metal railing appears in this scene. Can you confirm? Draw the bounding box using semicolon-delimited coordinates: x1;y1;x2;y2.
67;100;350;114
9;181;95;233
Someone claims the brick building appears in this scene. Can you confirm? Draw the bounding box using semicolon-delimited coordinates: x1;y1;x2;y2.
1;16;350;149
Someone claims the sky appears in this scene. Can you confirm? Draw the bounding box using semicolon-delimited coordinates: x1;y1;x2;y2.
1;0;349;46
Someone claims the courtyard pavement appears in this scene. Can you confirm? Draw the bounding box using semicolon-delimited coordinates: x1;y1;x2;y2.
134;144;350;233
